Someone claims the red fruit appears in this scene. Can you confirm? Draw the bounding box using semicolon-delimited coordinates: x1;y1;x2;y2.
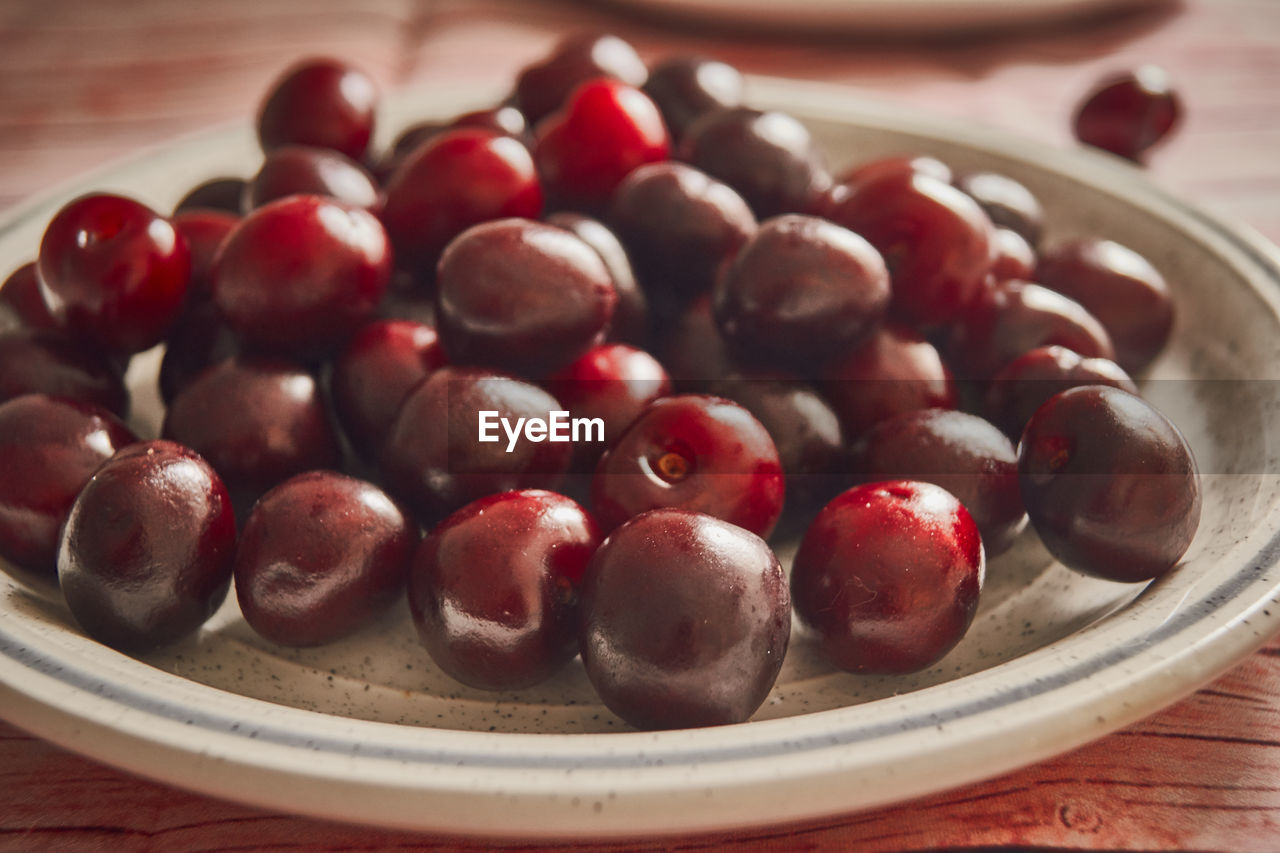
257;58;377;161
1073;66;1182;163
0;330;129;416
0;263;57;330
515;32;647;125
984;345;1137;439
243;145;380;213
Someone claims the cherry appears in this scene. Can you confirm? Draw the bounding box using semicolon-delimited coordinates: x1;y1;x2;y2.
953;171;1045;246
713;214;889;367
534;79;670;211
156;303;241;405
378;106;529;182
1035;238;1173;373
174;177;246;215
579;508;789;729
257;58;377;161
545;212;648;345
658;294;740;390
0;263;58;330
678;107;831;218
984;345;1136;440
0;330;129;416
172;209;238;303
243;145;380;212
58;441;235;652
514;32;647;125
851;409;1026;555
435;219;616;376
380;366;572;521
0;394;135;578
826;170;992;329
608;162;755;306
408;489;601;690
37;193;191;354
946;280;1115;380
330;318;447;459
591;394;785;537
381;128;544;277
821;323;957;442
1019;385;1200;582
543;342;672;462
213;194;391;356
162;357;342;509
834;154;953;189
1073;66;1182;163
792;480;984;674
235;471;418;647
988;228;1037;283
642;56;744;141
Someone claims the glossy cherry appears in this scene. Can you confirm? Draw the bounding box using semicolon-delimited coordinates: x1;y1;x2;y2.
534;79;670;211
984;345;1137;440
0;263;57;330
172;209;238;303
174;177;246;215
514;32;647;125
642;56;744;141
156;302;242;405
591;394;785;537
579;508;790;729
953;171;1045;246
851;409;1026;555
235;471;418;647
834;154;953;190
213;194;391;356
0;394;136;578
545;212;648;344
243;145;380;212
435;219;616;376
0;330;128;416
37;193;191;354
713;214;889;366
257;58;377;161
658;294;741;390
58;441;235;651
1035;238;1173;373
408;489;601;690
330;318;448;459
1019;385;1200;582
678;107;831;218
1073;66;1182;163
380;366;573;521
826;170;992;329
792;480;984;674
381;128;544;276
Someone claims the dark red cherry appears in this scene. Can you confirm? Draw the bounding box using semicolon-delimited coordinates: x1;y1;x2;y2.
534;79;670;212
591;394;785;537
380;366;572;521
330;318;447;459
792;480;984;674
382;128;544;277
172;209;238;304
213;194;390;356
834;154;953;189
1019;385;1200;582
378;106;531;182
514;32;647;125
58;441;235;652
658;294;741;390
408;489;601;690
436;219;616;376
607;161;756;304
174;177;246;215
826;170;992;330
0;330;128;416
243;145;380;212
257;58;377;161
1073;67;1182;163
713;214;889;367
946;280;1115;379
852;409;1025;555
235;471;417;647
678;107;831;218
1035;238;1173;373
953;171;1044;247
579;508;789;729
642;56;744;141
988;228;1037;284
821;323;957;442
0;395;135;578
157;302;241;405
545;212;648;345
0;263;57;330
37;193;191;354
984;345;1137;439
162;357;342;509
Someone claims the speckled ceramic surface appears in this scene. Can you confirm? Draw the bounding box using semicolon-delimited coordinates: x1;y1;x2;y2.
2;78;1280;838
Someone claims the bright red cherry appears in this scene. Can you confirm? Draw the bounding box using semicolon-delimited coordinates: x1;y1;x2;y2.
37;193;191;354
257;58;377;161
1073;66;1182;163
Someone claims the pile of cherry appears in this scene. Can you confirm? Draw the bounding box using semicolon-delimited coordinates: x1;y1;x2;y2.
0;34;1199;731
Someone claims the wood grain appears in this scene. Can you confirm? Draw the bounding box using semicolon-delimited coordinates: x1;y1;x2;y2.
2;0;1280;849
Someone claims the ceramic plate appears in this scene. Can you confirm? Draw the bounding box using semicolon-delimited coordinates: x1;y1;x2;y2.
2;78;1280;839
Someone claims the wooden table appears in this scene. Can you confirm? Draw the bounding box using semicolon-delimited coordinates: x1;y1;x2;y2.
3;0;1280;849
